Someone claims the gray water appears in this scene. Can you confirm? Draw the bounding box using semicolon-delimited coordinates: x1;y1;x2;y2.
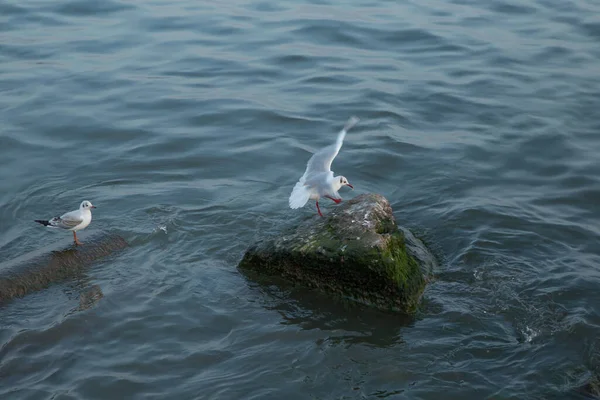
1;0;600;398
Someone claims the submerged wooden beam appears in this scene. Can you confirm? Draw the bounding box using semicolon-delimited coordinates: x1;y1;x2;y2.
0;232;127;304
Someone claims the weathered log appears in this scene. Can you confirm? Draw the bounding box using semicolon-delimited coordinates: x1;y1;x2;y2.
0;232;127;304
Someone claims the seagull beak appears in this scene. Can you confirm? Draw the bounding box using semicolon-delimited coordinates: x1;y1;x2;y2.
347;183;354;190
91;206;97;209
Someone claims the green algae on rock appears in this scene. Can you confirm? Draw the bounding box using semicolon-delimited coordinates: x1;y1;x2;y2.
576;372;600;399
238;193;436;312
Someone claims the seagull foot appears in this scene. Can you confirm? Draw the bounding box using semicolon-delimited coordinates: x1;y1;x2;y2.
325;195;342;204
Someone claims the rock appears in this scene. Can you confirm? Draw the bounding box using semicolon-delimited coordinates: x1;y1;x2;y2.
238;193;435;312
0;232;127;304
577;373;600;398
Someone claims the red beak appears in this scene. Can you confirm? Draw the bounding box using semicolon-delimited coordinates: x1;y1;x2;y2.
91;206;97;209
347;183;354;189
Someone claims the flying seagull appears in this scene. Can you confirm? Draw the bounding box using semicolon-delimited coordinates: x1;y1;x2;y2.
289;117;359;217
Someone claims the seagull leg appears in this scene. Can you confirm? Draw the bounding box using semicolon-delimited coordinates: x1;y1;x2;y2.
316;200;324;217
73;231;83;246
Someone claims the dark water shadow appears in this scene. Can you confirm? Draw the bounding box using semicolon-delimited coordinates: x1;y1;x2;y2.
71;284;104;314
241;270;416;348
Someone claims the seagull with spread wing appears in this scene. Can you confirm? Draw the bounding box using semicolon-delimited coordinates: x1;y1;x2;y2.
35;200;96;245
289;116;359;217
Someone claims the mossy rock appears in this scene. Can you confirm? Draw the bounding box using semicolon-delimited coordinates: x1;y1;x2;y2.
238;193;436;313
577;372;600;398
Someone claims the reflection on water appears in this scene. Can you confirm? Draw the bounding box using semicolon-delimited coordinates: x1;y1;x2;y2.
245;272;414;348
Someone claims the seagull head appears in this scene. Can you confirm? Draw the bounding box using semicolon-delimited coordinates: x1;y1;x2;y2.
337;176;354;190
80;200;96;210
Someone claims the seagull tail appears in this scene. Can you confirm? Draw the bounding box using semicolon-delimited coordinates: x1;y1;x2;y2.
289;181;311;209
34;219;51;227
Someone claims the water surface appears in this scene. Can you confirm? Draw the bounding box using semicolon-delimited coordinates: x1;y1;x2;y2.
1;0;600;398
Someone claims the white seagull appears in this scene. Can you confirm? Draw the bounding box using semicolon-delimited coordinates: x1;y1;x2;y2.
35;200;96;246
289;116;359;217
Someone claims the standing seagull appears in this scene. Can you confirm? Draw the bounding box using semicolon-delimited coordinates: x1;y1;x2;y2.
289;117;359;217
35;200;96;246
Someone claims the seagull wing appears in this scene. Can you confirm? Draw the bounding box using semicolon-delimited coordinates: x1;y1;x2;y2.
50;210;83;229
301;116;359;180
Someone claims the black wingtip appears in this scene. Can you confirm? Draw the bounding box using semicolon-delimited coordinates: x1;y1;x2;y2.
34;220;50;226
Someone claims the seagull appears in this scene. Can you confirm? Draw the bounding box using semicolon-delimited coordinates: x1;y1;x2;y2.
289;116;359;217
35;200;96;246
